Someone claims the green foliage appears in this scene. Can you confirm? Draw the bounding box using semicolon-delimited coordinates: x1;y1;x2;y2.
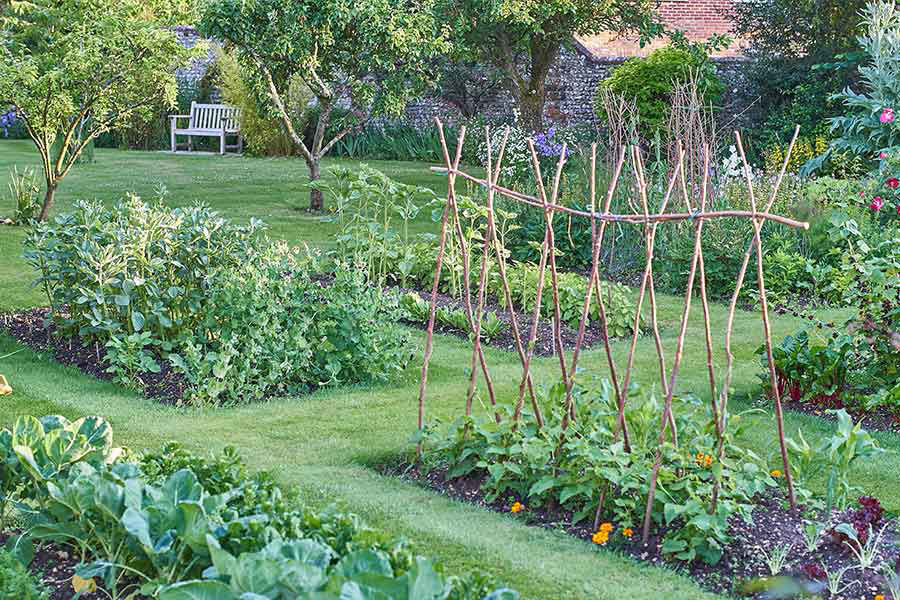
597;46;724;136
172;249;413;404
215;48;306;157
6;165;41;224
731;0;866;160
0;548;48;600
332;124;459;163
441;0;660;131
759;331;853;409
399;293;503;343
0;415;120;530
826;2;900;164
200;0;448;209
318;165;439;287
420;381;772;565
24;195;412;403
3;415;517;600
785;410;884;511
0;0;192;219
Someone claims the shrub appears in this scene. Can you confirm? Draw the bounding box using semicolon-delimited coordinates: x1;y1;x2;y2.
0;548;48;600
171;248;413;404
25;196;412;403
216;48;307;157
596;46;724;137
825;1;900;166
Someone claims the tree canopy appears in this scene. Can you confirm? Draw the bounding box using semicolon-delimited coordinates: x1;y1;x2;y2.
440;0;661;131
0;0;191;220
201;0;449;210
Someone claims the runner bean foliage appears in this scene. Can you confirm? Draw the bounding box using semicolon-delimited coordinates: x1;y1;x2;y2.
23;194;412;403
419;380;775;565
321;166;639;338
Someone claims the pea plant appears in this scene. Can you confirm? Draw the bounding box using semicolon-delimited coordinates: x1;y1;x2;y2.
415;119;814;563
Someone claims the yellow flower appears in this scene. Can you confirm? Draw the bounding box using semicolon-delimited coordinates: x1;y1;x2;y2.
771;470;783;478
875;595;885;600
599;522;614;533
592;530;609;545
623;527;634;538
510;502;524;513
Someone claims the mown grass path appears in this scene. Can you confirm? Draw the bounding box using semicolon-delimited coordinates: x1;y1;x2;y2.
1;140;895;599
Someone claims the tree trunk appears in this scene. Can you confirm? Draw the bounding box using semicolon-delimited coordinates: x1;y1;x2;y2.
40;183;57;222
518;82;547;133
308;159;324;212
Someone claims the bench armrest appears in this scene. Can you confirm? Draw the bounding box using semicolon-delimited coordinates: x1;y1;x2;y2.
169;114;191;125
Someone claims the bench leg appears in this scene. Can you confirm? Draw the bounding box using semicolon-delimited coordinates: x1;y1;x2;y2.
238;134;243;155
171;129;176;153
220;133;225;155
188;136;193;152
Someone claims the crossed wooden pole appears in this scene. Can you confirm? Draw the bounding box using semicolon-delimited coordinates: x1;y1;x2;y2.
417;117;805;542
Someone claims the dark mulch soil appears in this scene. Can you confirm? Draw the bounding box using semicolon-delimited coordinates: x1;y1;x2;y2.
387;463;900;599
0;308;187;404
0;532;146;600
395;287;608;357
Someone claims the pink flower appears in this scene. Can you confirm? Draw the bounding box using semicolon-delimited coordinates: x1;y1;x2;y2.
882;152;890;160
888;178;899;190
897;205;900;217
871;196;884;212
882;109;896;124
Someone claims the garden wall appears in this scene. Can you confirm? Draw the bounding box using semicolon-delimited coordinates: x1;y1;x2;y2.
172;27;756;130
403;43;755;130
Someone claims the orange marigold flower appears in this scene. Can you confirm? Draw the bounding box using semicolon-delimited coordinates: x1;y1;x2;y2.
704;455;713;467
875;595;885;600
771;470;783;478
599;522;614;533
592;530;609;545
510;502;524;513
623;527;634;538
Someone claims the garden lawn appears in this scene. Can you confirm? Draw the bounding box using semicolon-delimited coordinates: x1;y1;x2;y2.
0;141;894;599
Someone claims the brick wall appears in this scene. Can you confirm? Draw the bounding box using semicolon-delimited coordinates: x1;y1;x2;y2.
580;0;743;58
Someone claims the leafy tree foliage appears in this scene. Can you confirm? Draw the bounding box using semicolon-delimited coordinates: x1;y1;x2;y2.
439;0;660;132
200;0;448;211
731;0;868;144
0;0;191;220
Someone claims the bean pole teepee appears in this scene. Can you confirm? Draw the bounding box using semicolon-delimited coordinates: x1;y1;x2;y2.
416;117;805;543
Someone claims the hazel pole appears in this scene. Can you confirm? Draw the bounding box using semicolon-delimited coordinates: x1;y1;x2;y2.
527;141;573;426
436;123;499;420
463;127;500;421
484;130;545;429
591;152;630;451
417;119;465;458
674;147;722;446
640;146;711;545
565;144;627;424
634;148;676;442
734;131;797;510
620;147;683;408
513;169;554;428
430;167;809;229
716;126;800;440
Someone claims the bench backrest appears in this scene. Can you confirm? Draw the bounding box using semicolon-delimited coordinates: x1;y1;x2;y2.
189;102;240;132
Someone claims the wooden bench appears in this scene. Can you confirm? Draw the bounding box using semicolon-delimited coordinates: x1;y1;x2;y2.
170;102;242;155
